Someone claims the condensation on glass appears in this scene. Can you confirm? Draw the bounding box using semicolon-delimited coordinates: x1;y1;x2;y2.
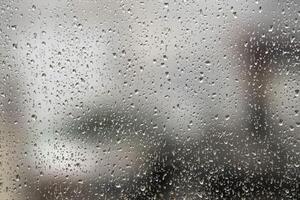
0;0;299;199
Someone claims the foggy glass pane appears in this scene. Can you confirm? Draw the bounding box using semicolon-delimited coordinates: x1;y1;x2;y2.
0;0;299;199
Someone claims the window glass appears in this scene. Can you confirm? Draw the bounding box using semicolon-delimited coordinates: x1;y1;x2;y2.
0;0;299;199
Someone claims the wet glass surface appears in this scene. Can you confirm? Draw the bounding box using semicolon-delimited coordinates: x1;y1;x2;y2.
0;0;299;199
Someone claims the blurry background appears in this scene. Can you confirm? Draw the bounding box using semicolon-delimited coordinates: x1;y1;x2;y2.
0;0;299;199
